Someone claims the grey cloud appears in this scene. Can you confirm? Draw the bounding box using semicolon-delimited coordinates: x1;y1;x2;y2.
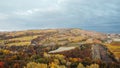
0;0;120;33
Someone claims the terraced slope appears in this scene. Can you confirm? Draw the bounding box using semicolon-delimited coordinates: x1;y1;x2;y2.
0;29;58;46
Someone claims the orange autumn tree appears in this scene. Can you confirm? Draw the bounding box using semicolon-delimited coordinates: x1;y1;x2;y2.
0;62;4;68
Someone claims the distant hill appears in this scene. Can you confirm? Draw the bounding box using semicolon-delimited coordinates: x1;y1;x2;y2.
0;28;106;46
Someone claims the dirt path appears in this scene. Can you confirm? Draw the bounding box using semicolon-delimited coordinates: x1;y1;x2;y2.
98;45;113;62
92;44;114;62
92;44;101;60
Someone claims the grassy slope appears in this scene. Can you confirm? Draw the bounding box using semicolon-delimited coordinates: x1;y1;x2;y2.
0;31;42;46
0;29;58;46
107;42;120;58
0;36;38;46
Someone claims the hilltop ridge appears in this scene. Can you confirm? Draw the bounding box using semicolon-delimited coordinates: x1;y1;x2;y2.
0;28;106;46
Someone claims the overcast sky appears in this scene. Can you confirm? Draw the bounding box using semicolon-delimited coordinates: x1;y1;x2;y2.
0;0;120;33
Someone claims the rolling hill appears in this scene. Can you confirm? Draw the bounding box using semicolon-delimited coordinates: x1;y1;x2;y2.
0;28;120;68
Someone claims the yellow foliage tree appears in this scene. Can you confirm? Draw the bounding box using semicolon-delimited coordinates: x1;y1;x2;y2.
69;58;78;62
77;63;85;68
24;62;47;68
53;59;60;65
54;54;65;60
86;64;99;68
49;62;57;68
3;49;10;54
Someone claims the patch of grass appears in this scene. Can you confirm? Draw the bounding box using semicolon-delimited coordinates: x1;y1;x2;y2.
110;42;120;46
2;35;40;46
66;43;80;47
107;42;120;58
6;42;31;46
7;35;39;41
0;40;4;44
114;52;120;58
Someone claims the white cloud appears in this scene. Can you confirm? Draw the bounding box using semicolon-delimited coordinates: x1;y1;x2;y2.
15;7;60;16
0;13;9;20
14;0;67;16
15;10;31;16
15;5;62;16
57;0;67;4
